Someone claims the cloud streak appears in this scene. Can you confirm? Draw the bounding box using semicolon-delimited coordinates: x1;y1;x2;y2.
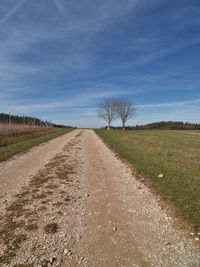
138;99;200;109
0;0;27;26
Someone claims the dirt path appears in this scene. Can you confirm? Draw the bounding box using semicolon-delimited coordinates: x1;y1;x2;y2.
0;129;80;213
0;129;199;266
76;130;200;266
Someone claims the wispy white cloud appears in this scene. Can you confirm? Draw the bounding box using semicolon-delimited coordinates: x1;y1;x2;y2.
138;99;200;109
0;0;27;26
0;87;127;114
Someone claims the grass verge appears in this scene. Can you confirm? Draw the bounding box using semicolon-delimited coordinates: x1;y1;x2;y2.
0;128;73;161
0;128;56;148
95;129;200;231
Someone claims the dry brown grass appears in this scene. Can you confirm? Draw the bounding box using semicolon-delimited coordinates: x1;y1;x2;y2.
0;123;50;135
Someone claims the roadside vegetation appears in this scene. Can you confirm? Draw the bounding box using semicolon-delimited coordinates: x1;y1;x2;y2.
95;129;200;231
0;128;56;147
0;128;73;161
0;135;79;264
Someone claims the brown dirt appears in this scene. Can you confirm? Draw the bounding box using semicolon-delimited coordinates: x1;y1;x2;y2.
0;129;80;213
0;129;199;266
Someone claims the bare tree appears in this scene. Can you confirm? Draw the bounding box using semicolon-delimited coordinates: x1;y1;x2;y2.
97;98;117;130
116;99;136;130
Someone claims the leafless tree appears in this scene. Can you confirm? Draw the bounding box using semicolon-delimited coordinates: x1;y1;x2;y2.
116;99;136;130
97;98;117;130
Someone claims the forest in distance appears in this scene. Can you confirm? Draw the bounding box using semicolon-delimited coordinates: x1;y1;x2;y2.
104;121;200;130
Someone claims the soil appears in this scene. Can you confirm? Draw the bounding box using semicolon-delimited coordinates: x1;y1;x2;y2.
0;129;80;213
0;129;199;266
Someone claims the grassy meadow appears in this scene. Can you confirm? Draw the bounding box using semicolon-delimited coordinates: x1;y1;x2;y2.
0;128;73;162
95;129;200;230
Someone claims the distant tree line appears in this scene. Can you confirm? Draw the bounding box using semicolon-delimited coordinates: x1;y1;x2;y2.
0;113;72;128
107;121;200;130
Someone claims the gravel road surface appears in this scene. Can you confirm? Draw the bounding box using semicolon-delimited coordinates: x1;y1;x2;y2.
0;129;199;266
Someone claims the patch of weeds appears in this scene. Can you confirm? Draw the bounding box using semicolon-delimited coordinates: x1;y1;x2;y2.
44;190;53;195
64;196;71;202
38;205;47;211
7;201;25;213
56;169;75;180
27;217;37;224
1;218;25;241
45;184;58;189
30;176;49;187
11;234;27;249
53;201;63;206
24;210;37;218
16;190;30;198
14;264;34;267
0;234;27;264
25;223;38;231
31;188;40;193
31;246;37;252
56;166;65;172
56;170;69;180
0;251;16;264
45;160;60;170
32;193;47;199
44;223;58;234
41;259;49;267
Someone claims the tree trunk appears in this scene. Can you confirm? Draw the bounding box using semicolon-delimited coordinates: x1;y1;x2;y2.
122;122;125;130
107;121;111;130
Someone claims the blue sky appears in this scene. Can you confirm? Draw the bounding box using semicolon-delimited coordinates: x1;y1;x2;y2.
0;0;200;128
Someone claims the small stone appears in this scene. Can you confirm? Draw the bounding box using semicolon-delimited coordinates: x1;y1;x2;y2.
190;233;194;236
195;237;199;241
158;174;164;178
85;194;90;197
113;227;117;231
63;249;68;255
109;220;112;224
197;233;200;235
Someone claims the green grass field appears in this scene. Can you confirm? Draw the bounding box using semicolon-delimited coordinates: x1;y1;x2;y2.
0;128;73;162
95;129;200;230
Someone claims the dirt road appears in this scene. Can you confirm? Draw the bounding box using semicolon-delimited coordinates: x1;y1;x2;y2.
0;129;80;213
0;129;199;266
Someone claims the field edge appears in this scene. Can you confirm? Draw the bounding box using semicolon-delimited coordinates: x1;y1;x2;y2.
0;128;74;162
